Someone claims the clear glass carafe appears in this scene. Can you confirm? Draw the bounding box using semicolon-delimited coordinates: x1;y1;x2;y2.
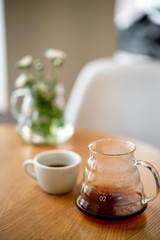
76;139;160;220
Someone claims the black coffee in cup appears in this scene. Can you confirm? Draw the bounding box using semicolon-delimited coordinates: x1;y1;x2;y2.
45;164;68;168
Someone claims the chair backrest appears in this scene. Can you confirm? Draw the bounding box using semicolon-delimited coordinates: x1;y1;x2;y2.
64;58;160;149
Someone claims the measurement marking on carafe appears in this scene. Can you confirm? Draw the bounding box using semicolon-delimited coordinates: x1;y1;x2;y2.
99;195;107;202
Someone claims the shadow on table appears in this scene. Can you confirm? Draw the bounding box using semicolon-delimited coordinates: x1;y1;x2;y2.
81;211;147;230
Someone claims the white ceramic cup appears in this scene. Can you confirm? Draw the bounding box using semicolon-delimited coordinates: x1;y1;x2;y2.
23;150;81;194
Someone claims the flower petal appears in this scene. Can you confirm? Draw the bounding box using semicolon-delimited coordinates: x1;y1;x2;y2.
44;49;66;60
17;55;33;68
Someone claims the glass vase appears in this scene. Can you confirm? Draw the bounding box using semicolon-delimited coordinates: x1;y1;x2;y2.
11;88;74;145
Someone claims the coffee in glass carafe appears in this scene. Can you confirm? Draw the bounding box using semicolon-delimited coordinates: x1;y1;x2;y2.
76;139;160;220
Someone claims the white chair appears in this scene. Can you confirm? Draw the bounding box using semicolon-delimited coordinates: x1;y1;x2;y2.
64;57;160;149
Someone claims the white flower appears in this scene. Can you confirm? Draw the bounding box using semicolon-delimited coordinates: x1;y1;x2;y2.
34;59;44;71
33;82;49;96
15;73;32;88
17;55;33;68
45;49;66;60
37;82;48;92
54;97;65;110
55;83;65;96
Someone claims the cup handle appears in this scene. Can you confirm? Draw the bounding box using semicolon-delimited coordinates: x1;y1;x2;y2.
23;159;37;180
10;88;28;121
136;160;160;203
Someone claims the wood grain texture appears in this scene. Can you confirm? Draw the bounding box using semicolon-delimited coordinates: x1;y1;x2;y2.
0;124;160;240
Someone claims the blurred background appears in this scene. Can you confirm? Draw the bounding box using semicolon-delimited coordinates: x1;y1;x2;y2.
0;0;115;121
1;0;160;148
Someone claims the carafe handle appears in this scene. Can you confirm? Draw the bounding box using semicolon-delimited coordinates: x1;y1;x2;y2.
10;88;28;121
136;160;160;203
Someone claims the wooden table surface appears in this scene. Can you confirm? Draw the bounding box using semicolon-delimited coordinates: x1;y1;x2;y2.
1;124;160;240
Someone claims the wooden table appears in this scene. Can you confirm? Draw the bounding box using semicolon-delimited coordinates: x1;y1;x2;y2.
1;124;160;240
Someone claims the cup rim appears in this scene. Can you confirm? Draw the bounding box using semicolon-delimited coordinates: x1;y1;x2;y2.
34;149;81;169
88;138;136;156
